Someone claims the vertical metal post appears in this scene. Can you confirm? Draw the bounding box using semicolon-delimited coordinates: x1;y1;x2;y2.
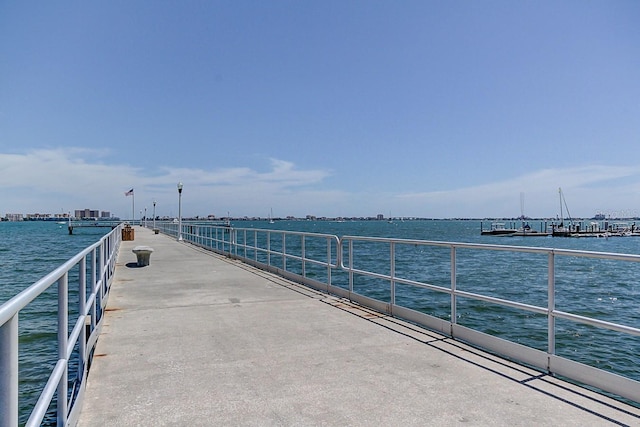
177;182;183;241
282;233;287;271
348;239;354;293
390;242;396;308
57;274;68;425
232;228;237;256
253;230;258;261
91;248;97;331
326;237;332;289
301;235;306;277
0;314;19;426
267;231;271;266
79;256;87;379
99;243;105;308
548;251;556;361
451;246;457;326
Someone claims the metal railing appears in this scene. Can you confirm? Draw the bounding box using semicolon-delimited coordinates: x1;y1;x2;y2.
156;222;640;404
338;236;640;404
157;222;340;289
0;224;122;426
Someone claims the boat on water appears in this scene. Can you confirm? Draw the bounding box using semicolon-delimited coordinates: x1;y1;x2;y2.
480;222;518;235
481;193;550;236
510;224;551;237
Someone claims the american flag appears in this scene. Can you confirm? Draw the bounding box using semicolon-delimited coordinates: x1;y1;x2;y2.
125;188;134;196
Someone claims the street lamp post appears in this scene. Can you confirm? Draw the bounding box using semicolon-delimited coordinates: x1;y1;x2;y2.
144;207;147;228
177;182;183;241
140;210;142;227
153;200;156;231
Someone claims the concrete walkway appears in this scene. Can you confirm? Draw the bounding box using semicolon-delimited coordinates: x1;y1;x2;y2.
78;226;640;426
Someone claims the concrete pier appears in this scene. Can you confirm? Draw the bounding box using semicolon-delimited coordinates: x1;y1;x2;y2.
77;227;640;426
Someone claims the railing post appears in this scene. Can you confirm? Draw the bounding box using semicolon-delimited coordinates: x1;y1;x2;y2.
90;248;97;331
79;256;87;379
57;274;69;426
0;314;19;426
548;251;556;362
253;230;258;261
99;243;105;306
348;239;354;293
267;231;271;266
451;246;457;326
301;235;306;277
243;229;248;259
390;242;396;308
282;233;287;271
232;228;237;256
326;237;332;288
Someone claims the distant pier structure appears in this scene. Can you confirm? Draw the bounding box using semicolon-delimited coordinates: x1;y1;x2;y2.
67;220;120;234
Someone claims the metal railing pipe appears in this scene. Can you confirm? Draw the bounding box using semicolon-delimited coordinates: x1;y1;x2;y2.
548;251;556;358
0;224;122;426
450;246;457;326
0;314;18;426
57;273;69;425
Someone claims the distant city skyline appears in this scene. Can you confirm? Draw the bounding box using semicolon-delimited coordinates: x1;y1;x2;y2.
1;2;639;219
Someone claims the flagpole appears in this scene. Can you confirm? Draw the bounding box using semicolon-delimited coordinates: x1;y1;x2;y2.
132;192;135;224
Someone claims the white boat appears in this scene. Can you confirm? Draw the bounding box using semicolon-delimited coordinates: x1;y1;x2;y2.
481;222;518;235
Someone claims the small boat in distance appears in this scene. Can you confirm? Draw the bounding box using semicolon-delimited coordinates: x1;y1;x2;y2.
480;222;518;235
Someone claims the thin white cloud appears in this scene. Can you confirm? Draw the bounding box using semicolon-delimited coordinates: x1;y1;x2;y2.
0;148;335;218
396;165;640;218
2;149;639;219
158;158;330;188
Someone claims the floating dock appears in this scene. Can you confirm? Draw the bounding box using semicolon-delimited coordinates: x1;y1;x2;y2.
481;220;640;237
77;226;640;425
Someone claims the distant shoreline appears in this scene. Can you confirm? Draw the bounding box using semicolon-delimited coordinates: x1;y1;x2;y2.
3;216;638;223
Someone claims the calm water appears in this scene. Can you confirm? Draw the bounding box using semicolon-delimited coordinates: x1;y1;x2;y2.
2;219;639;422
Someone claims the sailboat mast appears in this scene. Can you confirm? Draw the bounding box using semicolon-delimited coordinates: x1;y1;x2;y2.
558;187;564;226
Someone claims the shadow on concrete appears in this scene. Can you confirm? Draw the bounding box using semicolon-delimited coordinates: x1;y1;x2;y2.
125;262;145;268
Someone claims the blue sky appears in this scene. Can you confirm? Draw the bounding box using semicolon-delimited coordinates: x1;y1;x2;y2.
1;1;639;219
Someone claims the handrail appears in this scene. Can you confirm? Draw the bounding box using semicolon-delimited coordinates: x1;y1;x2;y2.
154;222;640;405
157;222;340;290
0;224;122;426
340;235;640;404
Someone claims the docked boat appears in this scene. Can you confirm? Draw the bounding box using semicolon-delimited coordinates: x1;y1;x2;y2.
481;222;518;235
510;223;551;237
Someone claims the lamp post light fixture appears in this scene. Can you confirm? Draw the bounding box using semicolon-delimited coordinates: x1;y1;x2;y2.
153;200;156;231
177;182;183;241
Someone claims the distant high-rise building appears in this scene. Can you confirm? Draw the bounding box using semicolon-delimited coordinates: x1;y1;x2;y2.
5;213;24;221
75;209;101;219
